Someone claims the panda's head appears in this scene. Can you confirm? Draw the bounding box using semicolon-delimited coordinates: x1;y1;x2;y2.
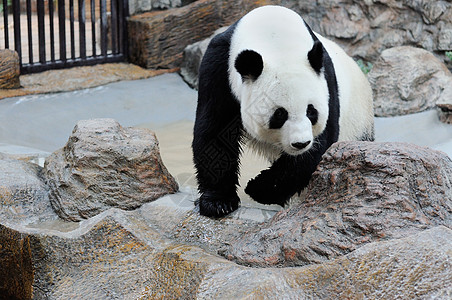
232;40;330;157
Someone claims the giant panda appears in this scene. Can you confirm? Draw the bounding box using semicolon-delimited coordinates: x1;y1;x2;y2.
192;5;374;218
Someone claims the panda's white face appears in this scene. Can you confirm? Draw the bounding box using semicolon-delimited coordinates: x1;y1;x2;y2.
227;6;331;157
238;63;329;156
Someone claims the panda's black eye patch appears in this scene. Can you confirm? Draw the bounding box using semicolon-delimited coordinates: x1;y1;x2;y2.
269;107;288;129
307;104;318;125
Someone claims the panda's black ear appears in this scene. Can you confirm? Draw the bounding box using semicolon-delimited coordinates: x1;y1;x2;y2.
308;40;323;75
235;50;263;81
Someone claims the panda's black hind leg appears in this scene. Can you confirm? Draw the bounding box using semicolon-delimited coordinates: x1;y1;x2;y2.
196;191;240;218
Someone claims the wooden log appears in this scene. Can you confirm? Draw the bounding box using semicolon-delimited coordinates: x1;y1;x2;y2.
0;50;21;89
128;0;272;69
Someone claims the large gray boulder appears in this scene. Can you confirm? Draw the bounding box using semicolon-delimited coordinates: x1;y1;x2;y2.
369;46;452;117
43;119;179;221
1;194;451;299
224;141;452;267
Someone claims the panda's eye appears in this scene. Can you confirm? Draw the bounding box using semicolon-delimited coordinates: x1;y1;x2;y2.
307;104;318;125
269;107;288;129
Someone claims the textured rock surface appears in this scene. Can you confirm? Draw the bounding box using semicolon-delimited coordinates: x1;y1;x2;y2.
281;0;452;68
180;0;452;89
0;49;20;89
152;0;181;9
44;119;178;221
128;0;271;69
1;142;452;298
1;195;451;299
128;0;197;15
224;141;452;267
438;103;452;124
436;81;452;124
0;155;56;227
369;46;452;116
0;156;56;299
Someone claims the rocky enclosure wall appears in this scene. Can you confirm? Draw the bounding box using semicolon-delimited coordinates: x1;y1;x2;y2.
128;0;198;15
129;0;452;70
281;0;452;68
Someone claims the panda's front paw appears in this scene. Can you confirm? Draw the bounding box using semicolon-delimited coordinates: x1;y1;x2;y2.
245;171;290;206
196;191;240;218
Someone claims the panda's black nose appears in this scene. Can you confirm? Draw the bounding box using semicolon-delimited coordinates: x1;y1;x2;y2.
291;141;311;150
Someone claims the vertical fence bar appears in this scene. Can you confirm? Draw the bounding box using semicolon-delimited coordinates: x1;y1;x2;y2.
3;0;9;48
117;0;123;54
37;0;46;63
49;0;55;62
12;0;21;63
26;0;32;64
78;0;86;58
58;0;66;61
69;0;75;59
100;0;107;57
120;0;128;58
90;0;96;56
110;0;117;54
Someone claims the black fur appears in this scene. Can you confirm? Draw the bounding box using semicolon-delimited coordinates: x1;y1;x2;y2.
235;50;264;81
306;104;319;125
269;107;289;129
308;40;324;74
192;23;243;218
193;16;340;217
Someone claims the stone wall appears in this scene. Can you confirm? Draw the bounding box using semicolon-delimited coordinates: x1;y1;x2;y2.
128;0;198;15
130;0;452;70
280;0;452;68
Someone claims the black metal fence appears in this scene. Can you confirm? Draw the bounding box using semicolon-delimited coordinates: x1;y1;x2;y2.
1;0;128;74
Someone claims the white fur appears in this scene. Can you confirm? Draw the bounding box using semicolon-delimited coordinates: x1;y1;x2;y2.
228;6;373;159
317;36;374;141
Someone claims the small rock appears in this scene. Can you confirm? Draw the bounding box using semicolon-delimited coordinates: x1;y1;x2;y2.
438;23;452;50
369;46;452;116
0;49;20;89
437;103;452;124
43;119;178;221
224;141;452;267
152;0;181;10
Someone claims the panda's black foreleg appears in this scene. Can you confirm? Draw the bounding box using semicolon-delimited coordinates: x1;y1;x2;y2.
192;113;243;218
245;152;322;206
